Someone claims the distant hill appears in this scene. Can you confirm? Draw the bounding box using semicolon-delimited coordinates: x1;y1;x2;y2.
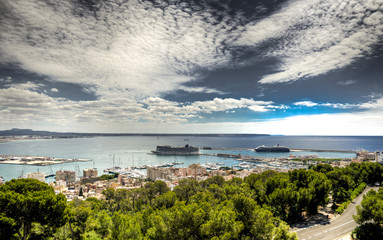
0;128;270;137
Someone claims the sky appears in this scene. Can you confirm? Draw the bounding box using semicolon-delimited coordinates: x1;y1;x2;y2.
0;0;383;135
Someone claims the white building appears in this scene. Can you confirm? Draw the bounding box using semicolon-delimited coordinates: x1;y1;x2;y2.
375;151;383;163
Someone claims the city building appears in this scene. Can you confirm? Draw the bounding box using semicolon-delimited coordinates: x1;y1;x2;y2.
147;165;207;181
26;172;45;182
375;151;383;163
56;170;76;183
83;168;98;178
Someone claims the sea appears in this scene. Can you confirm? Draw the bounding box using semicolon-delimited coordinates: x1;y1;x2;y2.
0;135;382;182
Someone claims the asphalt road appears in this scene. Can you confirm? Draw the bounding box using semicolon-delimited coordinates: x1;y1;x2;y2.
295;186;379;240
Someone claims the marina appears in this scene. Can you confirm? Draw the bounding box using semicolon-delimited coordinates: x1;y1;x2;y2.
0;135;377;182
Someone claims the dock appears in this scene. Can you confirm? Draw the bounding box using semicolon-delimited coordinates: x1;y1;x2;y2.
0;155;91;166
290;149;356;153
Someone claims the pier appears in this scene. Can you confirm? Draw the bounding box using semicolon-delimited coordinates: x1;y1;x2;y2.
290;148;356;153
0;155;91;166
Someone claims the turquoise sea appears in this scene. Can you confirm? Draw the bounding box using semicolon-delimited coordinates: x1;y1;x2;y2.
0;135;381;182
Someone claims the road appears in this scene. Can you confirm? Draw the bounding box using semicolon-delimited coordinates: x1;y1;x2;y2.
295;187;379;240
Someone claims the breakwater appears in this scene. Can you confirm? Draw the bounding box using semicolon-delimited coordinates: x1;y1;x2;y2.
0;155;91;166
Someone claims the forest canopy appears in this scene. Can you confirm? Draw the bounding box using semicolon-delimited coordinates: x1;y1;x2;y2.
0;162;382;239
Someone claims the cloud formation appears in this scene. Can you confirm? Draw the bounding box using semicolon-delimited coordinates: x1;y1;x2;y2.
1;84;382;133
294;100;362;109
1;0;382;134
237;0;383;84
0;87;284;130
1;0;381;94
337;80;358;86
0;0;243;98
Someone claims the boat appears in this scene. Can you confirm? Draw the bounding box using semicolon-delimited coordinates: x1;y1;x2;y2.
233;162;254;169
151;144;199;155
201;163;220;170
103;166;121;173
254;144;290;152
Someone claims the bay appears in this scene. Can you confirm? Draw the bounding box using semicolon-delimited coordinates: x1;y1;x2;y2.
0;135;381;182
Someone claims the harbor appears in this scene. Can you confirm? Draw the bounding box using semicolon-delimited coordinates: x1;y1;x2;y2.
0;135;376;183
0;155;91;166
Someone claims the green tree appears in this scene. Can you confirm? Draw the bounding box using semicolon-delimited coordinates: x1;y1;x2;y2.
173;179;201;204
0;178;67;240
273;221;298;240
144;180;170;206
200;204;243;239
154;191;177;209
102;188;131;212
112;212;143;239
65;198;92;239
352;223;383;240
85;210;113;239
312;164;334;174
354;189;383;224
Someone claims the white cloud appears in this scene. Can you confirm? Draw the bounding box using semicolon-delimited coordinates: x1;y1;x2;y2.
92;111;383;135
1;87;383;135
1;0;383;134
0;87;283;130
236;0;383;84
181;87;226;95
294;101;318;107
337;80;358;86
247;112;383;135
0;76;13;83
0;0;242;98
5;81;43;90
294;100;358;109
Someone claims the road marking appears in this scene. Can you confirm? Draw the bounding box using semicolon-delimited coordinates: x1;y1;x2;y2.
294;227;308;232
302;220;355;239
329;220;354;231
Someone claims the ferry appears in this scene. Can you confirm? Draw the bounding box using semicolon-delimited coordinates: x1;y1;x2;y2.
152;144;199;155
254;144;290;152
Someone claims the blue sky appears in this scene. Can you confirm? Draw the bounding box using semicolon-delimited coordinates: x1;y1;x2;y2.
0;0;383;135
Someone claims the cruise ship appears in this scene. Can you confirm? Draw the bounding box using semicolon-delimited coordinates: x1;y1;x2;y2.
254;144;290;152
152;144;199;155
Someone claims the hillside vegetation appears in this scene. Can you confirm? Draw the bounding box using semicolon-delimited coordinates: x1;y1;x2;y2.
1;162;383;240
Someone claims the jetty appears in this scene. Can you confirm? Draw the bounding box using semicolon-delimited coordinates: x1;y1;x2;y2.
290;148;356;153
0;155;91;166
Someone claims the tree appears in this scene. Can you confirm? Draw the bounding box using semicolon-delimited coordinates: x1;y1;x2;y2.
173;179;201;204
354;189;383;225
65;199;92;239
352;223;383;240
200;204;243;239
154;191;177;209
102;188;130;212
352;189;383;239
273;221;298;240
144;180;170;206
0;178;67;240
312;164;334;174
112;212;143;239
